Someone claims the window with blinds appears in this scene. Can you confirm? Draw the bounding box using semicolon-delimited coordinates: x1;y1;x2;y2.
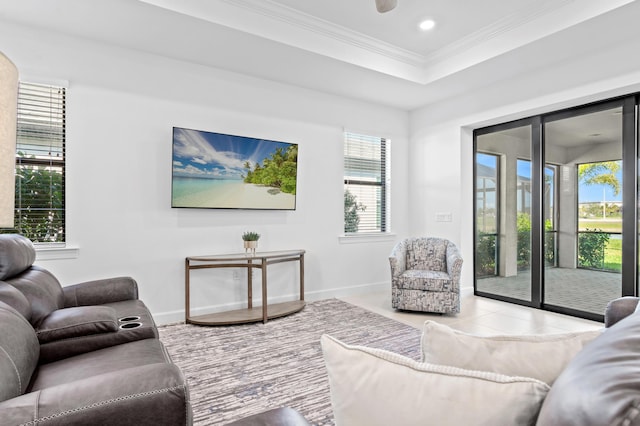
2;82;66;243
344;132;388;233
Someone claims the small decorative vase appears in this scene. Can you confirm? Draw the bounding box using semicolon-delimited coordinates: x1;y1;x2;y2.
244;240;257;256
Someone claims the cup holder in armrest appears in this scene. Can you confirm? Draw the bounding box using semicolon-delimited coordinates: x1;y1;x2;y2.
118;316;141;322
119;322;142;330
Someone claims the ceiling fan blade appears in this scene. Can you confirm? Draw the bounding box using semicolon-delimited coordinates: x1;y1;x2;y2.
375;0;397;13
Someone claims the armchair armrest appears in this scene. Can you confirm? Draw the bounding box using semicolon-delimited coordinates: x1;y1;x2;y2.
63;277;139;307
604;296;639;328
445;243;463;288
0;363;192;425
388;240;408;279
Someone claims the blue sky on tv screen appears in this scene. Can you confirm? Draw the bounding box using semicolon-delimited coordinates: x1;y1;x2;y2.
476;153;622;203
172;127;293;180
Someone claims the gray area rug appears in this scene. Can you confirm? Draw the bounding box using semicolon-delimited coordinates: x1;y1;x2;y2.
158;298;422;425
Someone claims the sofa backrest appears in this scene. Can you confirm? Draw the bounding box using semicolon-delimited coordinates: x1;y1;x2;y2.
0;300;39;403
0;281;32;320
406;237;448;272
6;267;65;328
0;234;64;328
537;308;640;425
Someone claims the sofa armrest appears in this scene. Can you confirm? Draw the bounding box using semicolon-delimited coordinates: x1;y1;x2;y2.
36;306;118;344
0;363;192;425
63;277;139;307
604;296;639;328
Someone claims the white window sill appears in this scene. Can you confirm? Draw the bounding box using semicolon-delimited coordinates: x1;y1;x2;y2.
35;245;80;261
339;232;396;244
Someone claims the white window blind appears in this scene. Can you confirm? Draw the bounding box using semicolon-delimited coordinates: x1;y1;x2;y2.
3;82;66;243
344;132;387;233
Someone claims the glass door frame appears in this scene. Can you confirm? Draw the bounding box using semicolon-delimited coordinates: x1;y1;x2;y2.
473;117;540;308
473;95;638;322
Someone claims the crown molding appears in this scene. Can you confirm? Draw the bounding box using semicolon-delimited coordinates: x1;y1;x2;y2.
422;0;574;65
137;0;634;84
221;0;426;66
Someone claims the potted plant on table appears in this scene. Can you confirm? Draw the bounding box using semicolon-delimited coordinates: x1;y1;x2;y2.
242;231;260;256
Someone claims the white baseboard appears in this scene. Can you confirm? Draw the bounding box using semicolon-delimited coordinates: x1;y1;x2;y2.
152;281;390;326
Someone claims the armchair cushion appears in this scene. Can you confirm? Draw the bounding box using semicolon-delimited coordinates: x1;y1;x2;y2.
36;306;118;344
395;270;452;292
406;238;447;272
321;334;549;426
421;321;602;385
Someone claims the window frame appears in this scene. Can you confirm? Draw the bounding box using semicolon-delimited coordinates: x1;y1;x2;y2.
2;81;67;244
343;131;390;235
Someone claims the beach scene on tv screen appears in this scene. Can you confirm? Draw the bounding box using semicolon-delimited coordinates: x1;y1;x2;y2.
172;128;297;210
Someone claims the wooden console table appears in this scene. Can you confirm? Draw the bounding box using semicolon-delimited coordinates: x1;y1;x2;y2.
185;250;305;325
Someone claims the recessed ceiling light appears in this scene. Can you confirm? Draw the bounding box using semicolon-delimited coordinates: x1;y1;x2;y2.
419;19;436;31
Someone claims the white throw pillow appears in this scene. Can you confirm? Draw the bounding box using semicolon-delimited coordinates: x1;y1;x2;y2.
321;334;550;426
421;321;602;385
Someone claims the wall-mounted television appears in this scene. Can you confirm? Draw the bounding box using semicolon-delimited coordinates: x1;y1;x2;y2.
172;127;298;210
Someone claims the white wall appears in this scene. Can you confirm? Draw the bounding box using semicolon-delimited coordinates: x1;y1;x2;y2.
1;21;410;324
409;23;640;292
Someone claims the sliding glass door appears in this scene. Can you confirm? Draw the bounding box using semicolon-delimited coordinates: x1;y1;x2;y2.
474;96;637;321
543;104;624;316
475;122;533;303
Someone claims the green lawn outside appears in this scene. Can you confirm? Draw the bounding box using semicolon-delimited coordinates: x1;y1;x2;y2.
604;238;622;272
579;219;622;233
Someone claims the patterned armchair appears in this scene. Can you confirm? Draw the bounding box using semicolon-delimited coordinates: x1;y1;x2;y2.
389;237;463;314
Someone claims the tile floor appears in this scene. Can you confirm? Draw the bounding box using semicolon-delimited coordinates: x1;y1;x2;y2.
477;267;621;315
339;289;603;335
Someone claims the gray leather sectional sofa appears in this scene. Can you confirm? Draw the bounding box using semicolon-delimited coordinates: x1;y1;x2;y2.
0;234;192;425
537;296;640;425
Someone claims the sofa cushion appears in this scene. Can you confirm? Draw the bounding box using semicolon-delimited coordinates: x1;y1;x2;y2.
0;301;39;402
2;363;191;426
537;311;640;425
406;238;447;272
29;338;171;391
225;407;311;426
36;306;119;344
321;334;549;426
421;321;601;385
0;234;36;281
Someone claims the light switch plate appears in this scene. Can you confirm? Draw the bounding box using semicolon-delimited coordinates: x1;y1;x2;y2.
435;212;452;222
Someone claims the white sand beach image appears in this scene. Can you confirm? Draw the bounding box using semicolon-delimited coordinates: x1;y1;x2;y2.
172;178;295;209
